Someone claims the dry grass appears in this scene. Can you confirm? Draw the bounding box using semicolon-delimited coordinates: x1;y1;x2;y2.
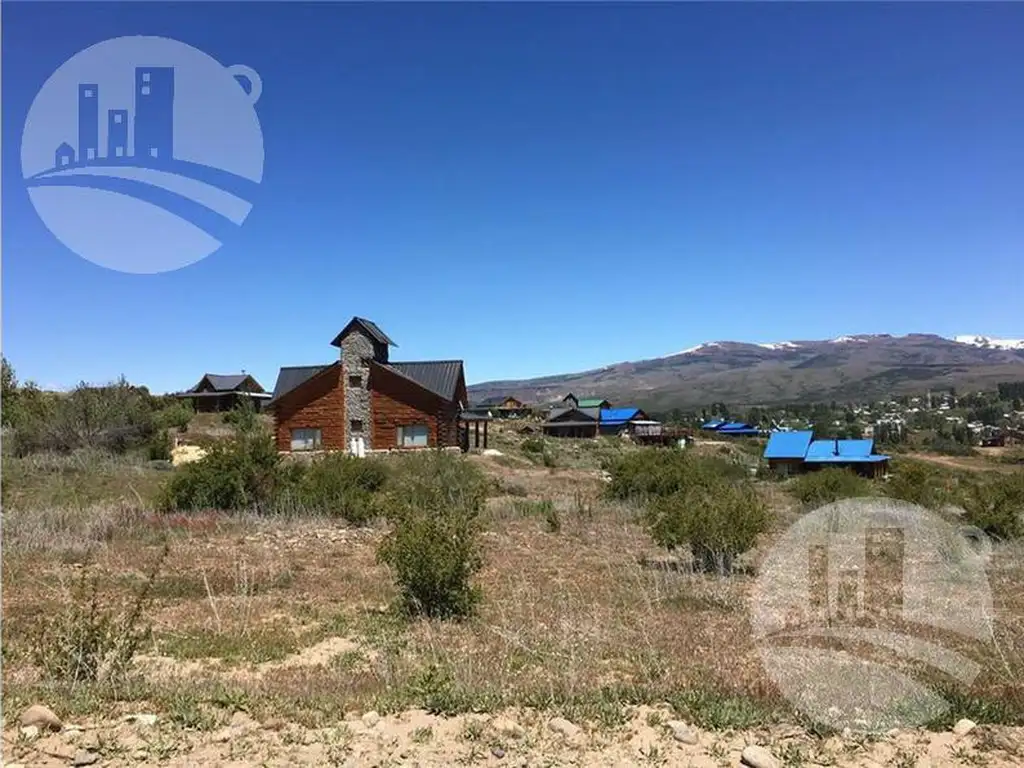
3;444;1023;743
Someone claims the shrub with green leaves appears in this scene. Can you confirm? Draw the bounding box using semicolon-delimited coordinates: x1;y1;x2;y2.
147;429;174;461
377;452;486;619
294;453;389;524
605;450;746;501
884;460;957;510
158;429;283;512
961;472;1024;540
645;477;767;575
789;468;873;507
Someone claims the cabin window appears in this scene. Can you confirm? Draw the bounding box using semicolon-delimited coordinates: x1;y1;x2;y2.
350;419;363;433
397;424;429;448
290;428;321;451
348;375;362;388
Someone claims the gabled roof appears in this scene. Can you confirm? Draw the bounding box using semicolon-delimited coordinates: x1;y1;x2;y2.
330;317;397;348
577;398;610;408
600;407;644;424
189;373;256;393
547;407;600;423
763;430;814;459
266;364;334;405
381;360;463;402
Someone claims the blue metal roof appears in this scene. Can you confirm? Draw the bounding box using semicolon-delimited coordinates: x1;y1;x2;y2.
719;422;753;430
763;430;814;459
804;453;890;464
805;438;876;460
702;419;726;429
600;407;642;424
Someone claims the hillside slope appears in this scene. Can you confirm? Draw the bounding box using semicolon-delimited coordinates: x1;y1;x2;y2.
468;334;1024;409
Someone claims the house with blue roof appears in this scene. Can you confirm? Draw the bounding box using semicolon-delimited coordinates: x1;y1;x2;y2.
763;430;890;477
598;407;649;435
701;419;763;437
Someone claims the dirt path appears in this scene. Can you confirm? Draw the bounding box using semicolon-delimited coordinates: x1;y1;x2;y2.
904;452;1014;474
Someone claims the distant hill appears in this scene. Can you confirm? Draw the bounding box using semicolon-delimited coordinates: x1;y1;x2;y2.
467;334;1024;410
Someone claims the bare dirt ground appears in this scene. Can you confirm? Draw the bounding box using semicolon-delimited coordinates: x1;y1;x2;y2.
4;443;1023;767
903;452;1016;475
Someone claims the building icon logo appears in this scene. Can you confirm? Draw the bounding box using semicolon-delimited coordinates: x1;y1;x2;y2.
751;497;994;733
20;36;264;274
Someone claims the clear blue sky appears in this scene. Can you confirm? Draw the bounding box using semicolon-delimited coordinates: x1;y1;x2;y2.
4;2;1023;393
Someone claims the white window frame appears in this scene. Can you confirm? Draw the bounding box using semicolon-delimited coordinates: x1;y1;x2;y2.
290;428;322;451
397;424;429;448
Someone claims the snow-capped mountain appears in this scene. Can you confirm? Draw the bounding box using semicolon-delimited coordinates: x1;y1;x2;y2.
469;332;1024;408
953;335;1024;351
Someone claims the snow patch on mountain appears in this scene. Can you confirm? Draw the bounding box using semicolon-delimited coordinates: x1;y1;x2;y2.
954;335;1024;351
757;341;801;350
830;335;869;344
670;342;721;356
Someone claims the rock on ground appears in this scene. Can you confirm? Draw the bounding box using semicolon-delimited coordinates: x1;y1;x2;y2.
20;704;62;731
741;744;778;768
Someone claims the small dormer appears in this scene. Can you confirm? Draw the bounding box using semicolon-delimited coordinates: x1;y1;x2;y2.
330;317;397;364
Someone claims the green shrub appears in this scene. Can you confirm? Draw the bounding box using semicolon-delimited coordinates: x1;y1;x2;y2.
884;460;958;510
147;429;173;462
927;437;975;457
605;450;745;501
961;473;1024;540
295;453;389;524
153;401;193;432
645;477;767;575
158;429;282;512
789;468;873;507
223;398;259;432
377;452;486;619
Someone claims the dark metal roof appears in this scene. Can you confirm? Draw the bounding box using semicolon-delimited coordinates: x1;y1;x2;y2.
188;373;259;393
548;407;600;422
267;364;333;405
383;360;464;402
330;317;398;348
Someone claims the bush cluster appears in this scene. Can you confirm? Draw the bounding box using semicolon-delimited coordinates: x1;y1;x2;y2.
789;468;873;508
606;450;767;574
376;452;488;618
605;450;747;501
2;358;194;457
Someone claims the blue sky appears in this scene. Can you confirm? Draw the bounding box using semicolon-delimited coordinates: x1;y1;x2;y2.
4;2;1023;393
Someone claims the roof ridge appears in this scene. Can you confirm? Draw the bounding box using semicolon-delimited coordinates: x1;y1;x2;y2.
389;359;465;364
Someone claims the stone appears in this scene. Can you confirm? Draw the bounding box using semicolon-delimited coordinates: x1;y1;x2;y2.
666;720;699;745
20;704;62;731
362;710;381;728
124;713;159;727
72;750;100;766
19;725;40;740
263;717;288;731
491;717;525;738
741;744;779;768
953;718;977;737
547;717;582;740
491;746;506;759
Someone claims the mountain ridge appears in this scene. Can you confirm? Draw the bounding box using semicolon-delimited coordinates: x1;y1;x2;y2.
467;333;1024;410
